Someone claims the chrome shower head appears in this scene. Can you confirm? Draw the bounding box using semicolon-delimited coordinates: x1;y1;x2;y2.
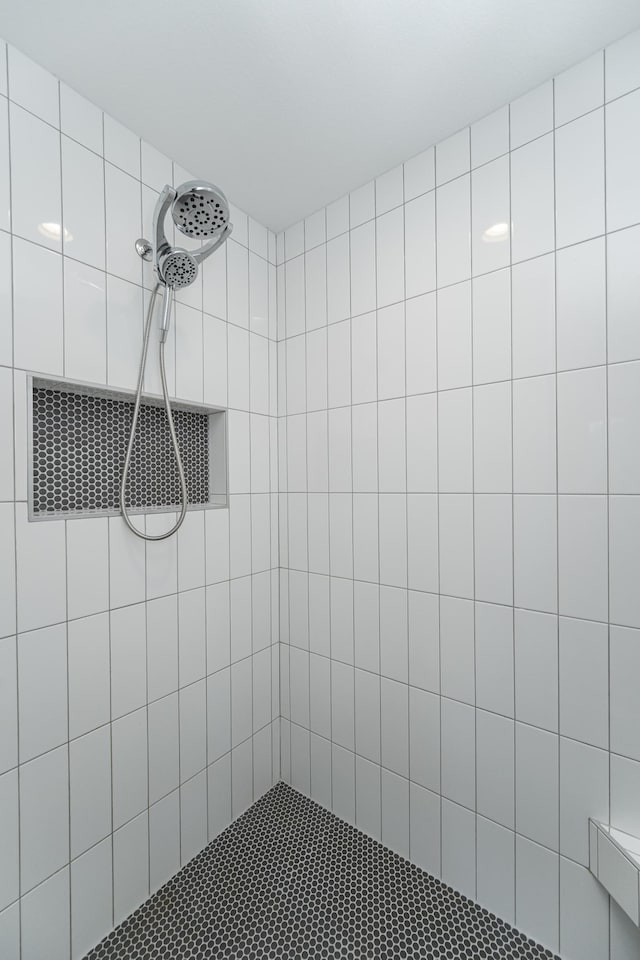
134;179;232;338
135;180;233;284
171;180;230;239
159;249;198;288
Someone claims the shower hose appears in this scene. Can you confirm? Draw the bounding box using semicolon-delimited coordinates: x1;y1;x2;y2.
119;282;188;541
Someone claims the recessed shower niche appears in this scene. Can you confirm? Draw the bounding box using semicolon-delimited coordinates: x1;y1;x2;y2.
28;374;227;521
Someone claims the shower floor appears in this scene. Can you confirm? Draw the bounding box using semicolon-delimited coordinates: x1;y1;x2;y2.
86;781;557;960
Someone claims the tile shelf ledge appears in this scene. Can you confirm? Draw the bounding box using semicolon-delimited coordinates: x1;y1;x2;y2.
589;817;640;926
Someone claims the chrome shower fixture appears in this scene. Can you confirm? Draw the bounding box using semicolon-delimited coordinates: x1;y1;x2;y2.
136;180;232;324
136;180;232;342
122;180;232;542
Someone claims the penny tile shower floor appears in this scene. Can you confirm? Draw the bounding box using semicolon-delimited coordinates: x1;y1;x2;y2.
86;782;557;960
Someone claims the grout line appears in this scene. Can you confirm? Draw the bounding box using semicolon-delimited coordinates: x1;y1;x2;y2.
551;76;562;954
142;129;153;898
603;49;614;954
349;205;357;823
247;269;255;810
224;211;235;823
266;246;275;791
202;218;211;842
99;103;120;939
284;245;292;788
4;45;24;958
373;189;384;843
302;215;311;799
321;204;332;807
400;160;411;857
468;122;478;902
507;96;518;923
63;517;72;948
433;136;444;883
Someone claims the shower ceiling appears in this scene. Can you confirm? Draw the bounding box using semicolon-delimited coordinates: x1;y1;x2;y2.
0;0;638;231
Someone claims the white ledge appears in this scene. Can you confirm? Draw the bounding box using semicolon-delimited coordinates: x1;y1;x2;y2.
589;818;640;926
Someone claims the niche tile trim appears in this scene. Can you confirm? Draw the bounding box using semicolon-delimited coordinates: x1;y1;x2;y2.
590;818;640;926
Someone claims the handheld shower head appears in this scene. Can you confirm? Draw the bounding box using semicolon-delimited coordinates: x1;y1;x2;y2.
158;249;198;289
171;180;230;239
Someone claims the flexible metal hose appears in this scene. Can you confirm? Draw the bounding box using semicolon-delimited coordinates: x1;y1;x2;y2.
119;283;188;541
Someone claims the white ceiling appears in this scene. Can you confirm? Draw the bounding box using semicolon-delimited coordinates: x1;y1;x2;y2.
0;0;638;232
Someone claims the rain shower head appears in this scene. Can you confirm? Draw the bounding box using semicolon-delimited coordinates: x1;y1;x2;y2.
171;180;230;239
135;179;233;290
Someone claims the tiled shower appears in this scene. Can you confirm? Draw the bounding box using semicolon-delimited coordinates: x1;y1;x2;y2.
1;18;640;960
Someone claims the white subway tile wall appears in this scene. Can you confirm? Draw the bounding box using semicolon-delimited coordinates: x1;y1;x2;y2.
277;29;640;960
0;37;280;960
3;23;640;960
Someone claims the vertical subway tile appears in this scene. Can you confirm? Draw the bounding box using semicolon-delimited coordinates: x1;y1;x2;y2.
436;174;471;286
18;623;67;762
13;236;63;375
10;104;62;250
105;163;141;284
404;147;435;200
471;155;510;276
67;613;110;739
510;134;554;263
471;106;509;167
510;81;554;148
15;502;66;632
8;46;59;125
555;109;605;248
554;52;603;126
19;745;69;893
62;136;106;270
69;726;112;859
606;89;640;233
21;866;70;960
556;236;606;371
0;769;18;910
60;83;103;154
70;837;113;958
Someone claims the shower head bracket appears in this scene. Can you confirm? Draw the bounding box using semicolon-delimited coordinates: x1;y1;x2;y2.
135;238;153;262
152;184;178;279
192;222;233;264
